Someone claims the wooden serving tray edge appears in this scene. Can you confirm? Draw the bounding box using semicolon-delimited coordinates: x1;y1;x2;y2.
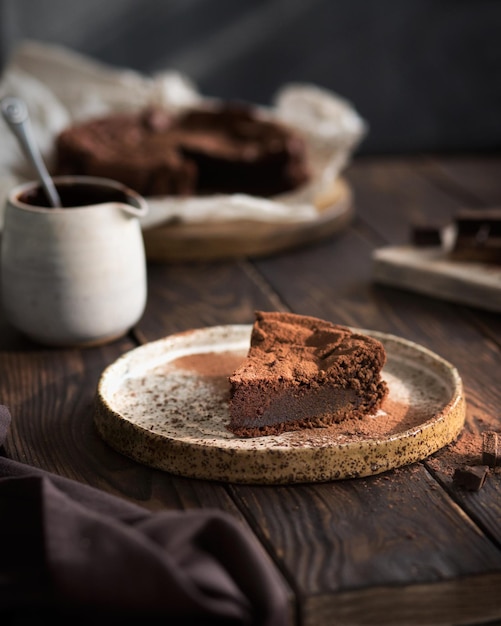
142;177;353;262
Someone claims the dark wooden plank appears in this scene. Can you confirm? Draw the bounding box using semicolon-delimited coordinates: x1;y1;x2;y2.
233;467;501;591
0;340;249;516
231;468;501;626
424;155;501;208
345;156;465;244
306;573;501;626
1;340;137;489
427;440;501;549
134;260;281;343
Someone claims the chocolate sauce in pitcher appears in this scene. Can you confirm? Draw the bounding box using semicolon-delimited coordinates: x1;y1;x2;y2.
18;182;130;208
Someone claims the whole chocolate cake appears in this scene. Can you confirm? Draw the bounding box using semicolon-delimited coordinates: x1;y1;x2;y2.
56;104;310;197
228;311;388;437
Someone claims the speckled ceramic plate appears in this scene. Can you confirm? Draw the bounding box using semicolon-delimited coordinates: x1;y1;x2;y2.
94;325;465;484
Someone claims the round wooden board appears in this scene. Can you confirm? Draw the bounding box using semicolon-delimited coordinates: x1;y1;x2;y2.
141;177;353;262
94;325;466;484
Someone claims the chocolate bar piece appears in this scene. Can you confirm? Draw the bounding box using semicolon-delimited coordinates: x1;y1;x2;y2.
410;218;455;249
449;208;501;263
411;223;444;247
482;431;500;467
453;465;489;491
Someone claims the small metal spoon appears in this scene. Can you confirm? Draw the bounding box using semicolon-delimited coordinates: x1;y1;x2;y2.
1;96;62;208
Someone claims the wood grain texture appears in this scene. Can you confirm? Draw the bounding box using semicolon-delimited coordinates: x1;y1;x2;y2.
232;468;501;589
305;573;501;626
0;342;250;517
230;469;501;625
424;155;501;207
134;259;283;344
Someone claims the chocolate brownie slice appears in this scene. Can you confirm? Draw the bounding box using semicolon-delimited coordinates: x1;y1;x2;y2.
228;311;388;438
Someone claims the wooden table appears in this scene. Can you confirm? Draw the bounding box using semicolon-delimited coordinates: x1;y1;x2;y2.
2;155;501;626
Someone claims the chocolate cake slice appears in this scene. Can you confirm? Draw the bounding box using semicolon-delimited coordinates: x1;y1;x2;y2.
56;104;310;197
228;312;388;438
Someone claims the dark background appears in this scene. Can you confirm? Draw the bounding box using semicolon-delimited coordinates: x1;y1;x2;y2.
1;0;500;155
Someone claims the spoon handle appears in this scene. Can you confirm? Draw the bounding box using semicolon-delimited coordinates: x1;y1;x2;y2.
1;96;62;208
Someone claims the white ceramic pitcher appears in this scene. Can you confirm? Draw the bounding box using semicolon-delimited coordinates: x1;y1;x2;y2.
1;175;148;346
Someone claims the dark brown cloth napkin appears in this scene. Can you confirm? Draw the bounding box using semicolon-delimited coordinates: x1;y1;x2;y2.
0;405;289;625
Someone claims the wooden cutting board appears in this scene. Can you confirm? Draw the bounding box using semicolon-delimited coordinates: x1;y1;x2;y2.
142;177;353;262
373;245;501;312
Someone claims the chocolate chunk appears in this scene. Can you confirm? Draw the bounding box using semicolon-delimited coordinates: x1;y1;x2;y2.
453;465;489;491
411;221;446;247
482;431;500;467
449;208;501;263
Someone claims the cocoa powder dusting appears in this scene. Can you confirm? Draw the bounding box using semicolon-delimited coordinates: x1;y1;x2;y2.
426;425;501;492
161;347;440;445
427;429;484;476
174;351;244;378
172;351;244;396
